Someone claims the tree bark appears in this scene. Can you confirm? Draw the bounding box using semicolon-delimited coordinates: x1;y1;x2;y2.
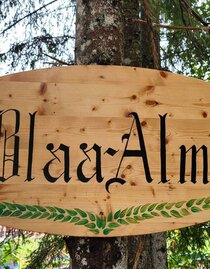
75;0;124;65
122;0;141;66
65;0;168;268
66;1;128;268
122;3;167;267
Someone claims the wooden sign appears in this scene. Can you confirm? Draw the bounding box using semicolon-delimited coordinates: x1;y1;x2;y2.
0;66;209;237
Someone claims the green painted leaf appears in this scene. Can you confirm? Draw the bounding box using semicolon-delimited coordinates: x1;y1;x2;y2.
117;219;129;225
120;208;127;218
2;210;12;216
11;210;22;217
133;206;140;215
171;210;182;218
26;205;37;212
75;208;87;218
126;217;138;223
51;214;64;221
180;208;190;216
186;199;196;207
96;216;102;228
76;219;89;225
3;202;16;210
101;219;106;229
202;204;210;210
134;216;145;221
70;217;80;223
88;212;96;221
19;212;33;219
67;210;77;216
142;213;153;219
165;203;175;210
114;209;121;220
15;204;26;211
47;213;57;220
103;228;113;235
161;211;171;218
85;223;96;229
0;204;6;210
140;204;150;213
196;198;205;205
62;216;72;222
175;201;185;208
2;197;209;237
108;222;120;228
46;206;56;213
156;203;167;211
31;212;42;219
55;207;65;214
54;214;64;221
126;207;133;216
39;212;50;219
34;205;46;212
107;212;113;222
205;197;210;204
151;212;159;217
191;206;202;213
90;229;99;235
148;204;157;212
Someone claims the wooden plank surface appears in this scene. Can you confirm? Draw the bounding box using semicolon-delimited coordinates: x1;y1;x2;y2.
0;65;209;237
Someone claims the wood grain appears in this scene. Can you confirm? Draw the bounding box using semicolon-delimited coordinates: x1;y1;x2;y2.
0;66;209;237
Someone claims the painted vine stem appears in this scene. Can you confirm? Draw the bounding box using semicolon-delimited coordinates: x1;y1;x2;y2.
0;197;210;235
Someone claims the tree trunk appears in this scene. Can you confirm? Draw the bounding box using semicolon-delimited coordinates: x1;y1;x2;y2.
66;1;128;268
122;2;167;269
65;0;168;268
75;0;124;65
122;0;141;67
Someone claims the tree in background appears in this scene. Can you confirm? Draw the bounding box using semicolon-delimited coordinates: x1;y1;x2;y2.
66;1;167;268
0;0;209;79
0;0;209;268
0;0;76;71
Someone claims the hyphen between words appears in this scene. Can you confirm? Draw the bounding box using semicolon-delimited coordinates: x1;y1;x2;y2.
0;109;209;193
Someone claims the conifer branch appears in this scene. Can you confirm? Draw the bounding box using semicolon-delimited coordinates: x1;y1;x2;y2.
0;0;58;35
133;235;146;269
43;53;74;66
180;0;209;27
142;0;160;70
136;19;210;31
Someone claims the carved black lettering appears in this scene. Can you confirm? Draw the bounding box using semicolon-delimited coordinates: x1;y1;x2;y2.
104;147;118;157
25;112;37;181
43;143;71;183
159;114;169;183
77;143;103;183
106;112;153;193
0;109;20;181
179;145;208;184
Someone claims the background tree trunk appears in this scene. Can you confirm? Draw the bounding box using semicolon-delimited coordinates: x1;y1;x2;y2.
75;0;124;65
65;0;168;268
66;1;128;268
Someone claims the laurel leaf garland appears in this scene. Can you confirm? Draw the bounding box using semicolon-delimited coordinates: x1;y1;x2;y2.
0;196;209;235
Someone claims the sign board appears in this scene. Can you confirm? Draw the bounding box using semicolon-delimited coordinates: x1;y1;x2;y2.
0;65;209;237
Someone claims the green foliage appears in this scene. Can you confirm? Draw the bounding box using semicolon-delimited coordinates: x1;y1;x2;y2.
158;0;210;80
0;234;40;268
0;0;209;80
167;223;210;269
0;0;75;72
0;232;69;269
25;235;69;269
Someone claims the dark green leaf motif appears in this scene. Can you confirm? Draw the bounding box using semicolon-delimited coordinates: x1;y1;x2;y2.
0;196;209;235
